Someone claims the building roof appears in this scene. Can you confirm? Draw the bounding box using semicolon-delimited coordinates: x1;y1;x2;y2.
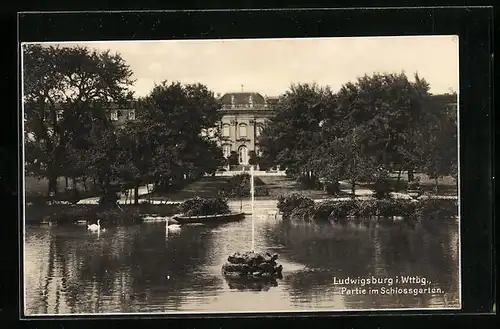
48;100;137;110
219;92;266;105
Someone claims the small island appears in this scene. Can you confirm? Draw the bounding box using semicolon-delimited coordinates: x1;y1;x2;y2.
222;251;283;279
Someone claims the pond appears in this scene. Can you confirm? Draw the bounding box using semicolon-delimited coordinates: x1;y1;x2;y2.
24;205;460;315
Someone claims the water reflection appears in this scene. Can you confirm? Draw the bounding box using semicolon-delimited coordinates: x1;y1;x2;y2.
224;276;280;292
24;213;460;314
264;218;459;310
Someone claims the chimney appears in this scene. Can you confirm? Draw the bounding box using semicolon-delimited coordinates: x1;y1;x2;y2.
231;95;235;108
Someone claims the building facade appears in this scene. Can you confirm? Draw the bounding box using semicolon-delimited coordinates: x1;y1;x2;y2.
215;92;277;165
106;102;137;125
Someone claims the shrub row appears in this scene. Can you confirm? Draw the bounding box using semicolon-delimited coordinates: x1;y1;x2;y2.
25;203;180;225
178;197;230;216
277;193;458;221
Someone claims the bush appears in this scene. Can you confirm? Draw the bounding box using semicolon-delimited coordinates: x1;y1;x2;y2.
329;200;357;219
372;169;391;199
297;175;320;189
278;193;457;222
324;181;341;196
415;198;458;219
98;190;120;207
179;197;230;216
313;200;338;220
290;206;315;221
355;199;378;217
223;173;269;197
407;178;422;192
277;193;315;219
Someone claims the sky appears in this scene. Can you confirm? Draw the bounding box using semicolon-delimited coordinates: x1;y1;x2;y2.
30;36;458;98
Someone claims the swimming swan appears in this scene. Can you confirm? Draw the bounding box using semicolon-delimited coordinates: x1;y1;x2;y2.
87;219;101;232
166;217;181;232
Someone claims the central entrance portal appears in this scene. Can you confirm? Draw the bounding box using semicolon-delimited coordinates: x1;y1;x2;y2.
238;145;248;165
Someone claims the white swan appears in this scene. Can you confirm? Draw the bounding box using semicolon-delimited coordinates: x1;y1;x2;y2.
87;219;101;232
166;217;181;232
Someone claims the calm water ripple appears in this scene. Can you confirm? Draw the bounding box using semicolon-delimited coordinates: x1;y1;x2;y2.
24;210;460;315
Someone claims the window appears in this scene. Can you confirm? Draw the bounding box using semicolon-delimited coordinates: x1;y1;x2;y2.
110;110;118;121
222;124;230;137
128;110;136;120
223;145;231;158
239;123;247;137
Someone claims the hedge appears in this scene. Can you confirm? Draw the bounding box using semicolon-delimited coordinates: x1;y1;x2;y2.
24;203;180;225
277;193;458;221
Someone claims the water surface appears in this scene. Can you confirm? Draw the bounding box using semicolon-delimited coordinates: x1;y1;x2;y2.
24;207;460;315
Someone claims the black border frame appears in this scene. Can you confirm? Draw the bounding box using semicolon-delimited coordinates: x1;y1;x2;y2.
4;6;495;329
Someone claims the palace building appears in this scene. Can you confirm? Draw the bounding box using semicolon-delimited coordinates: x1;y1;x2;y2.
215;92;277;165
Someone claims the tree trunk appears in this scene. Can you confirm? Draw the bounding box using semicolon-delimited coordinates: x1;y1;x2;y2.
83;179;88;192
351;179;356;199
134;184;139;205
434;178;439;195
407;167;414;182
48;174;58;197
396;167;403;191
72;177;78;199
65;177;69;191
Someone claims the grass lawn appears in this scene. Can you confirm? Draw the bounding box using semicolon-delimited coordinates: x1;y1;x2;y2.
258;176;352;199
142;176;231;201
140;171;457;202
358;172;458;196
141;175;350;201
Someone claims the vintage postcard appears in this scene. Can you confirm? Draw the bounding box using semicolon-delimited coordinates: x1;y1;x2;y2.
22;36;460;315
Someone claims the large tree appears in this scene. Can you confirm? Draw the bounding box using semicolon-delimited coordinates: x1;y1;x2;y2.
23;44;134;197
138;81;224;191
420;94;458;191
311;126;378;197
259;83;336;182
332;72;432;182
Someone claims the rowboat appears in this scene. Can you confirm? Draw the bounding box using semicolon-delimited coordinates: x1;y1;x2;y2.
173;212;245;224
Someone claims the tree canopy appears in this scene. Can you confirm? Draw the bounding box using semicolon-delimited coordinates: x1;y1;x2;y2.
134;81;225;191
259;73;457;197
23;44;134;196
